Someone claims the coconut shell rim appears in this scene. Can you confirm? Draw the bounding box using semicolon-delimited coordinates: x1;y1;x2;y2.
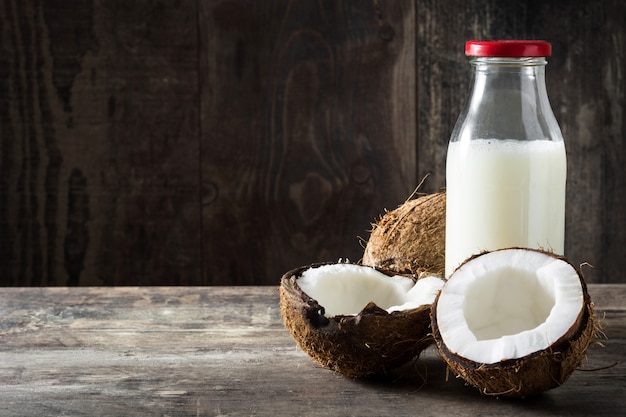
279;262;437;378
280;262;436;319
431;248;594;368
431;293;593;371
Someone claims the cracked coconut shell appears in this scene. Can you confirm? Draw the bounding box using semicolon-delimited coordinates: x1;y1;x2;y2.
279;263;443;378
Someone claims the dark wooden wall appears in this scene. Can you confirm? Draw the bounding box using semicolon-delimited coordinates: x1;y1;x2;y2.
1;0;624;286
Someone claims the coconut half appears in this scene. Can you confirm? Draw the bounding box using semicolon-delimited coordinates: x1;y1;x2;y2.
431;248;595;397
280;263;444;378
362;192;445;276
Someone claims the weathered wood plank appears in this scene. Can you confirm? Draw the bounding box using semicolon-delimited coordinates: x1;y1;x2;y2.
0;285;624;416
1;0;625;287
0;0;202;286
200;0;417;285
93;0;202;286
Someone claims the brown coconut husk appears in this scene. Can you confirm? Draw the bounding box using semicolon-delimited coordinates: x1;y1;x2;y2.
362;192;445;277
279;263;434;378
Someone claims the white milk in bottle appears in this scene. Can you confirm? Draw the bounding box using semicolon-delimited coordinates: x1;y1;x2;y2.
445;40;567;277
445;139;566;276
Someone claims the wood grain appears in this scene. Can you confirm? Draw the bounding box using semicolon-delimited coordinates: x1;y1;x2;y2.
200;0;416;285
1;0;625;286
0;285;624;416
0;0;202;286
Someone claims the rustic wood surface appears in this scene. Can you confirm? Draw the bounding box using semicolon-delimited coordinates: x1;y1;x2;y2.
0;284;624;416
1;0;625;286
200;0;416;285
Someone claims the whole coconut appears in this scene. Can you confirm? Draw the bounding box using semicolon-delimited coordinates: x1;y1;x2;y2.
362;192;445;276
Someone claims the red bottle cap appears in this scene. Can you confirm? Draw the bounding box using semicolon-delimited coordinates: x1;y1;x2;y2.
465;40;551;57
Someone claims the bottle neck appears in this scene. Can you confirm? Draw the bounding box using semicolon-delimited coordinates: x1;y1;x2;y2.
451;56;562;142
470;57;549;101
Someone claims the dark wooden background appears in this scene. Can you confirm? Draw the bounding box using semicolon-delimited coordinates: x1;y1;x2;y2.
1;0;624;286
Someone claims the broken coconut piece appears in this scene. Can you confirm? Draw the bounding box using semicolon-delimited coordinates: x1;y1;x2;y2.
280;263;445;378
431;248;595;398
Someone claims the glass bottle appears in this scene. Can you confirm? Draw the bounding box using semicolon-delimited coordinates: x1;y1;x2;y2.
445;40;566;277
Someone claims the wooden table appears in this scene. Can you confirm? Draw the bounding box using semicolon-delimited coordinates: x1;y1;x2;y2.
1;285;624;416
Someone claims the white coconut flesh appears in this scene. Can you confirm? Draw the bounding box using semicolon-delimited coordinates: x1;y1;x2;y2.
297;263;444;317
436;249;584;364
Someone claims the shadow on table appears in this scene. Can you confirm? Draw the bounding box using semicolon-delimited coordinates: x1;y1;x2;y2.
351;347;624;416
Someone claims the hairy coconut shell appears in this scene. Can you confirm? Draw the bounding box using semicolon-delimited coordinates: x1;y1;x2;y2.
362;192;445;276
279;264;434;378
431;252;596;398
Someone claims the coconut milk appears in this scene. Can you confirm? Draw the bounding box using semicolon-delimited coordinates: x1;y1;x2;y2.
445;139;566;277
